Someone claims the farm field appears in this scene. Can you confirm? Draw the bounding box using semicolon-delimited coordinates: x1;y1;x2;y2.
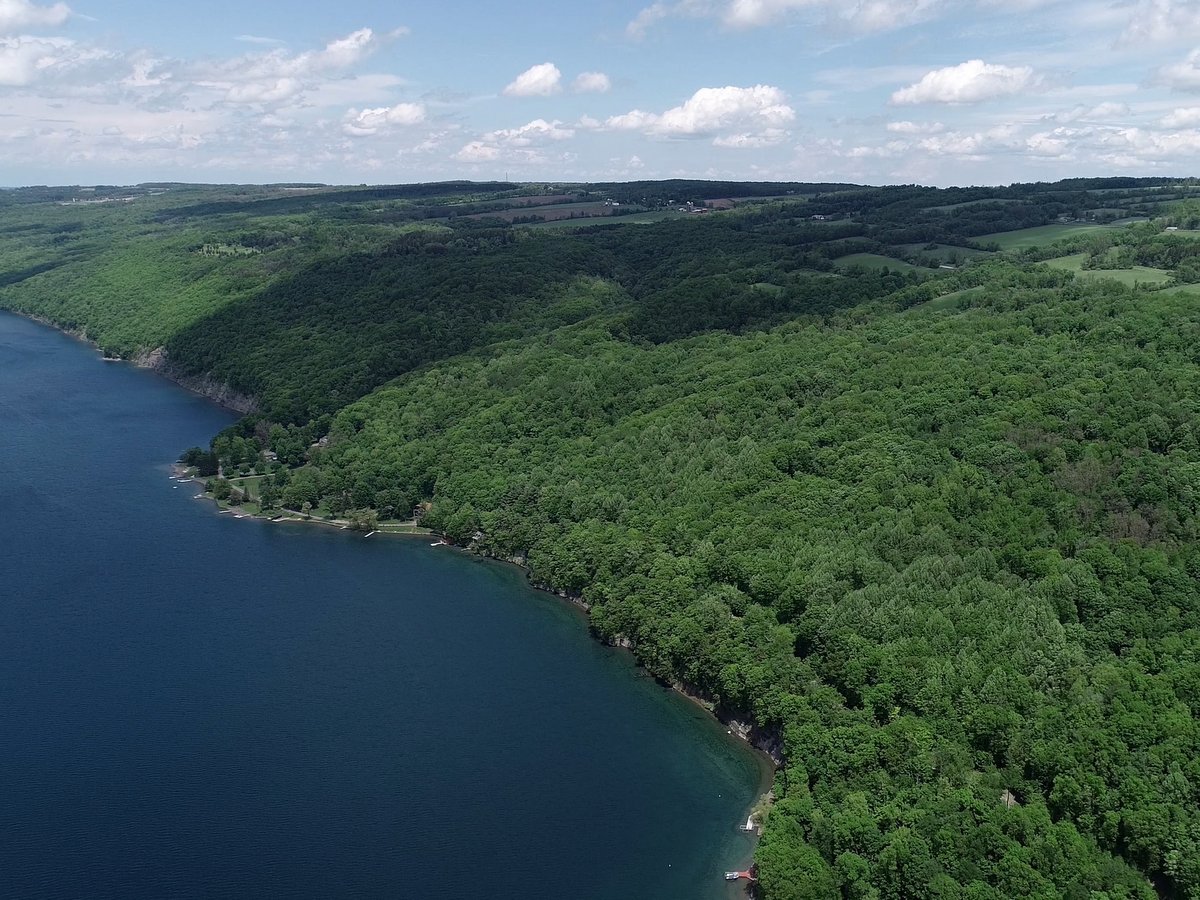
923;197;1021;212
896;242;994;263
976;222;1116;250
521;209;687;229
833;252;922;272
461;200;615;223
1043;252;1172;286
1158;282;1200;296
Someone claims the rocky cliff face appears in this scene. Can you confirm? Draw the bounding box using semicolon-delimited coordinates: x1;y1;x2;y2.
134;346;259;415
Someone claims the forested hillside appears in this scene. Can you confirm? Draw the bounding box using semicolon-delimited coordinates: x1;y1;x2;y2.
3;178;1199;898
296;266;1200;899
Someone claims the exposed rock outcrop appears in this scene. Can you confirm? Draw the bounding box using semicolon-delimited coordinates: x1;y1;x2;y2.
135;346;258;414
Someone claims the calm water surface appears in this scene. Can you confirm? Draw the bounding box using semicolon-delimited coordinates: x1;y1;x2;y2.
0;312;763;899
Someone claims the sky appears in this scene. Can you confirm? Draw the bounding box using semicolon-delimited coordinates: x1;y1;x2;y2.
5;0;1200;186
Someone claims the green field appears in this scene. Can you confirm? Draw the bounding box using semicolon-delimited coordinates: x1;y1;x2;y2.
522;209;687;229
1158;282;1200;296
833;252;921;272
977;223;1116;250
1043;252;1172;286
923;197;1021;212
897;242;994;263
913;286;986;312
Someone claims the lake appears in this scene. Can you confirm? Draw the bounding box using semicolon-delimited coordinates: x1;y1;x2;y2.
0;311;765;899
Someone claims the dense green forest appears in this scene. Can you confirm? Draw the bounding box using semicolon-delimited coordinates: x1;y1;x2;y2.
3;178;1199;898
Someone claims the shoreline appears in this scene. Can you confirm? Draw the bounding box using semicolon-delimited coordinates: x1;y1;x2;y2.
179;467;778;863
14;308;776;883
175;469;437;539
4;309;254;415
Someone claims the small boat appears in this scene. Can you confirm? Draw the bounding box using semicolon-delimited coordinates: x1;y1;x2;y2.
740;816;755;832
725;872;740;881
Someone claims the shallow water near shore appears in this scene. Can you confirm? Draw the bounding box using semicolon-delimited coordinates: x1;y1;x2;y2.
0;311;764;899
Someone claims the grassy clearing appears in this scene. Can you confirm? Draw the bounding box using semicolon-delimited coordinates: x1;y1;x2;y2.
227;474;268;500
976;223;1116;250
1043;253;1172;286
376;522;434;535
922;198;1022;212
522;210;687;230
896;243;994;263
833;253;921;272
913;287;986;312
1157;283;1200;296
463;201;614;223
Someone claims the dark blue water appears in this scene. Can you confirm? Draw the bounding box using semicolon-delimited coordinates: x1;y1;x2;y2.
0;312;763;899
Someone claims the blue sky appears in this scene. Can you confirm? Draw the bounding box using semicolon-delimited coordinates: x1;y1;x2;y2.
4;0;1200;186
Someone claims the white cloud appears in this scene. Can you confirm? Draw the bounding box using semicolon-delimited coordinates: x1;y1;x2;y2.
1161;106;1200;127
627;0;947;37
572;71;611;93
1049;101;1129;123
891;59;1040;104
181;27;401;109
1097;125;1200;161
234;35;285;46
226;77;302;104
0;23;433;179
605;84;794;142
0;0;69;33
1158;48;1200;91
484;118;574;145
316;28;388;70
286;72;406;110
918;124;1020;157
844;140;911;157
447;118;575;164
627;2;673;38
886;119;944;134
1025;127;1083;158
713;127;788;147
0;34;107;86
625;0;717;38
606;109;658;131
201;28;388;83
453;140;501;162
1118;0;1200;46
122;58;170;89
724;0;941;31
343;101;427;136
503;62;562;97
721;0;795;27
